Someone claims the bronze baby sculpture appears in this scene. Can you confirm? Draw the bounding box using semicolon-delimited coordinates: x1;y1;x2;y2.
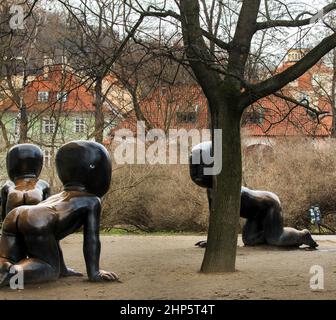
1;143;81;279
190;141;318;249
0;141;118;286
1;144;50;221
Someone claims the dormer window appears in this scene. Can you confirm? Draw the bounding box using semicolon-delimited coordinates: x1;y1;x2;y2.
242;106;264;125
38;91;49;102
57;92;68;102
176;111;197;123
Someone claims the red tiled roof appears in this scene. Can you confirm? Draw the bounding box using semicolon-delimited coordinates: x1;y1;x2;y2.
110;84;209;135
0;66;111;113
244;92;332;137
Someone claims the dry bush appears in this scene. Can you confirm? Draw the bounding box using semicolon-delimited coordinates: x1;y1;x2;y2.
101;162;208;232
42;138;336;232
243;137;336;230
2;138;334;233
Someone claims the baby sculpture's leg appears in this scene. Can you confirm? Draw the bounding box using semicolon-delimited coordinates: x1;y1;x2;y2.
12;235;60;283
8;208;61;284
242;219;265;246
0;210;27;286
263;202;318;248
0;234;26;286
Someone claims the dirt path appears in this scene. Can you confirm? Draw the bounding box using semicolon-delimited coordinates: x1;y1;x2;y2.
0;235;335;300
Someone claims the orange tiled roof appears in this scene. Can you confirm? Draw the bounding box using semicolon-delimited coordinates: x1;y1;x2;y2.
0;66;112;113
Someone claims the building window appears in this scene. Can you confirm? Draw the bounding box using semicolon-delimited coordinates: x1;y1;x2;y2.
160;86;168;96
242;107;264;125
43;149;52;167
57;91;68;102
42;118;55;134
176;112;197;123
74;118;85;133
37;91;49;102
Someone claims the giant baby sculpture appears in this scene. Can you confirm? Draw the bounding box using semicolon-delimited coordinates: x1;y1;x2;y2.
190;141;318;249
1;143;81;278
0;141;118;286
1;144;50;221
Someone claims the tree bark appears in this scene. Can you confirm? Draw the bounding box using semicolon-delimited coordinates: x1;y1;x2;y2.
331;49;336;137
0;118;10;148
201;99;242;273
19;102;28;143
94;77;104;144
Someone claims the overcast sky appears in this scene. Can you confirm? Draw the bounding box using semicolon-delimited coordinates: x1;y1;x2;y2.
37;0;335;67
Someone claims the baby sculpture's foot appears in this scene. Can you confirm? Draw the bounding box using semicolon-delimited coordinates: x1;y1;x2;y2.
302;230;319;249
0;262;13;287
195;240;207;248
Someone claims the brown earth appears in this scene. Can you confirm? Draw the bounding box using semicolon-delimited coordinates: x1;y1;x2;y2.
0;234;335;300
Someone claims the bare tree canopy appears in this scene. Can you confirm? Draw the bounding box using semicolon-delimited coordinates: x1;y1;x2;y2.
2;0;336;274
124;0;336;272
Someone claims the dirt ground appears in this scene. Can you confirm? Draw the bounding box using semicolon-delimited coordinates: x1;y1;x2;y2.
0;234;335;300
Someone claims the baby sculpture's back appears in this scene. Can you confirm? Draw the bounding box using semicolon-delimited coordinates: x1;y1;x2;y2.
7;179;44;206
40;190;100;239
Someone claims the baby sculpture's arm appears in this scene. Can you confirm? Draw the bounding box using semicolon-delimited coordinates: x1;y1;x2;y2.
0;182;13;221
37;180;51;200
58;242;83;277
83;197;119;282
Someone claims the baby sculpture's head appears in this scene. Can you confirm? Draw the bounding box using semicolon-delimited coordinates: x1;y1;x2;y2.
6;144;43;181
189;141;213;189
56;141;112;197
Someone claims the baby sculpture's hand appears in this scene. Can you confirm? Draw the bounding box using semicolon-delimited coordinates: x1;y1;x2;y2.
195;240;207;248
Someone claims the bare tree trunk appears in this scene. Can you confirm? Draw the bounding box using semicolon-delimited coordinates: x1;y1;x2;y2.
0;118;10;148
201;100;242;272
94;76;104;144
331;49;336;137
19;102;28;143
132;92;152;130
50;146;56;190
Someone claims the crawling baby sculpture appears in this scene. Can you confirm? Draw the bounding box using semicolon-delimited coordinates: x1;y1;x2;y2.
1;143;81;278
190;141;318;249
1;144;50;221
0;141;118;286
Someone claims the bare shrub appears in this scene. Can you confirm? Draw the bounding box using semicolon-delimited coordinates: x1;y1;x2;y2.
243;137;336;230
2;138;334;233
102;162;208;232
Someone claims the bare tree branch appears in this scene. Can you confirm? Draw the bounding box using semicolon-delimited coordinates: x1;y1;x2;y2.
256;2;336;30
242;32;336;107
